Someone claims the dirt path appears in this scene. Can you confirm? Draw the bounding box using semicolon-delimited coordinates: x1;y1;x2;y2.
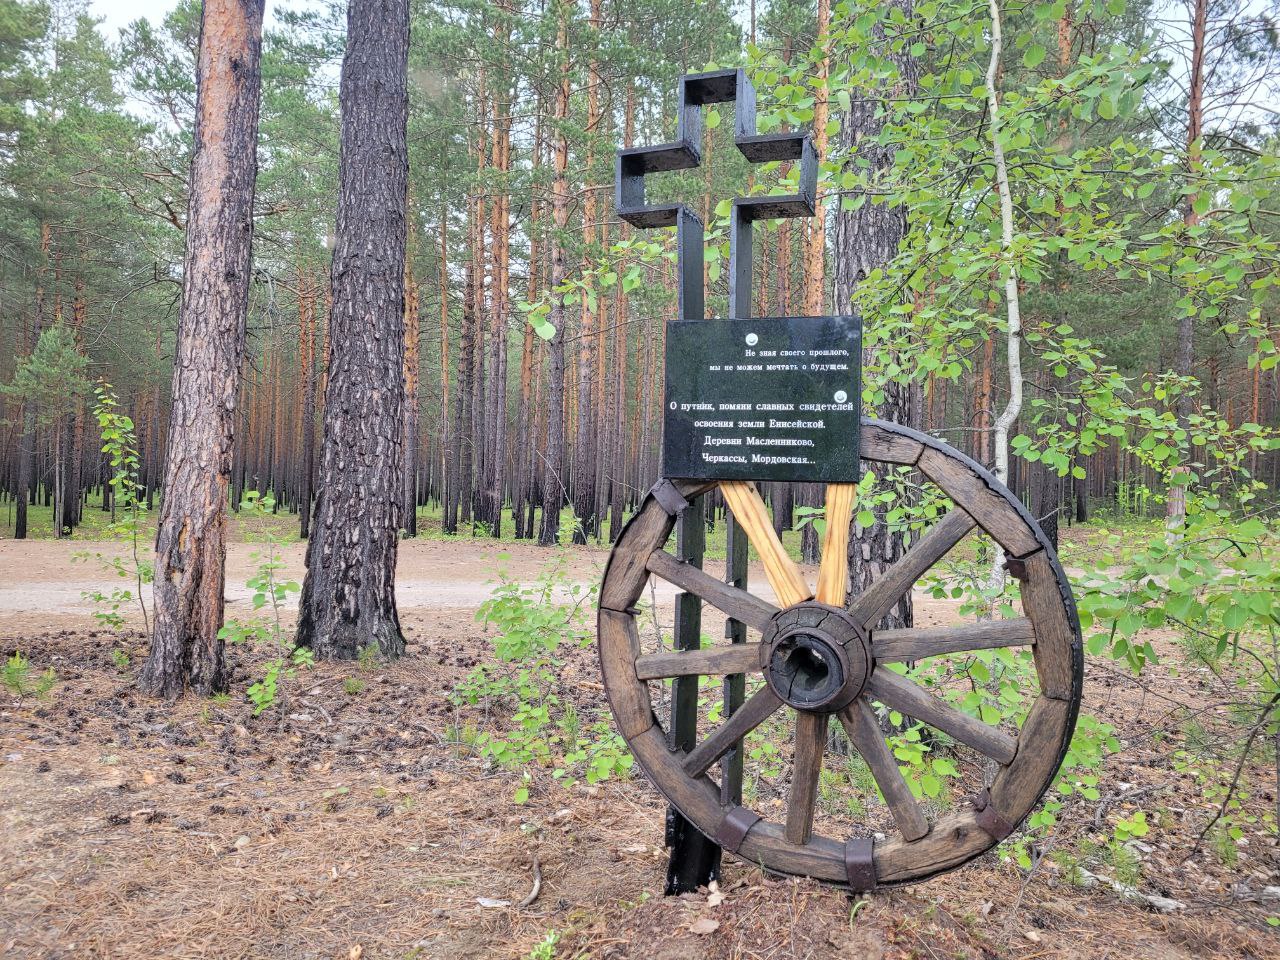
0;537;972;633
0;538;606;615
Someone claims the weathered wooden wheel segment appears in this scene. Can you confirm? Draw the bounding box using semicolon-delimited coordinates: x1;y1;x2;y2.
598;419;1083;889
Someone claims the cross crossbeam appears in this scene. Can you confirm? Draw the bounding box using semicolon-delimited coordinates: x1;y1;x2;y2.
615;68;818;320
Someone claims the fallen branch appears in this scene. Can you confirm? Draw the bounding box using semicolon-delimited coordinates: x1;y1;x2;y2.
518;857;542;909
1075;866;1185;914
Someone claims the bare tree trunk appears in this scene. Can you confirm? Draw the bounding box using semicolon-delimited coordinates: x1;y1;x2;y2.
403;263;421;537
62;276;87;533
1168;0;1207;534
438;207;454;536
299;271;318;539
482;60;511;537
142;0;265;699
513;132;539;541
14;222;51;540
833;0;919;629
571;0;603;544
539;1;571;547
296;0;410;660
802;0;830;317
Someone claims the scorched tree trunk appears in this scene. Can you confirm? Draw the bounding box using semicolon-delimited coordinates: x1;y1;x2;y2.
296;0;410;660
141;0;265;699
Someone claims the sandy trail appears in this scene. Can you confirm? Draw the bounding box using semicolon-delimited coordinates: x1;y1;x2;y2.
0;536;965;634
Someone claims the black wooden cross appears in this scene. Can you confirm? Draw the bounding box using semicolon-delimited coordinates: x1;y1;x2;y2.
616;67;818;322
616;68;820;894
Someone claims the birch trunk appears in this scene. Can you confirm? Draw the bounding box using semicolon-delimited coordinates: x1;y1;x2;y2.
985;0;1024;592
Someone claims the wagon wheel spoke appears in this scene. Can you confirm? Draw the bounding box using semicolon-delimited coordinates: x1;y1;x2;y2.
635;645;763;680
867;670;1017;765
683;686;784;777
837;697;929;841
815;483;856;606
873;618;1035;664
847;509;976;630
720;481;812;608
784;712;827;845
646;549;779;632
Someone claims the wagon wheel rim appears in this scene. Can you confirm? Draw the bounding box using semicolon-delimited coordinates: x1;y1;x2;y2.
598;418;1083;889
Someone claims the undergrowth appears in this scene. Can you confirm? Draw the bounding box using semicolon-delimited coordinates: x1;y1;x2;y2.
454;553;632;801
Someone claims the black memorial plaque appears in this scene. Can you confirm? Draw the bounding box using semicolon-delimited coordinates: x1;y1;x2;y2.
662;315;862;483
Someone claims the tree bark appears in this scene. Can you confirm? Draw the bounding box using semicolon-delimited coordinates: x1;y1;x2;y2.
1168;0;1207;533
299;271;318;539
513;127;540;541
296;0;410;660
802;0;831;317
538;1;571;547
403;257;421;537
571;0;604;544
481;57;511;536
62;274;87;534
833;0;919;630
142;0;265;699
438;206;454;536
14;221;51;540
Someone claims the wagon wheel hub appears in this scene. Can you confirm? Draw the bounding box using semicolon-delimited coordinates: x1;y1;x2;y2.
762;604;871;713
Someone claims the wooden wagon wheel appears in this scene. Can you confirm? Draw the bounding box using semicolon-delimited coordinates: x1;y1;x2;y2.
597;419;1083;889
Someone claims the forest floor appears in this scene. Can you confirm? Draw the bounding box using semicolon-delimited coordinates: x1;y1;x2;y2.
1;536;1278;959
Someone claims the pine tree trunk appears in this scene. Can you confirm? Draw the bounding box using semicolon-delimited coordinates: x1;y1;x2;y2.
482;67;511;537
438;206;454;537
143;0;265;699
403;262;421;538
296;0;410;661
802;0;830;317
298;274;317;538
539;3;571;547
469;89;489;528
62;275;86;533
14;222;50;540
571;0;603;544
607;89;635;542
833;0;919;631
513;168;538;539
1168;0;1206;532
451;251;475;532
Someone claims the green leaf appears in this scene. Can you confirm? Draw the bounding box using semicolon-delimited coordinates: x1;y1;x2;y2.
1023;44;1046;69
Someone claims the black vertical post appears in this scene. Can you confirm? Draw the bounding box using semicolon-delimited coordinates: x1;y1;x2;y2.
664;495;722;892
720;513;748;806
721;189;752;810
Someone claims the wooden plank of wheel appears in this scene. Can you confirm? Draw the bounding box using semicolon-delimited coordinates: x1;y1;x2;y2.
597;419;1083;890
